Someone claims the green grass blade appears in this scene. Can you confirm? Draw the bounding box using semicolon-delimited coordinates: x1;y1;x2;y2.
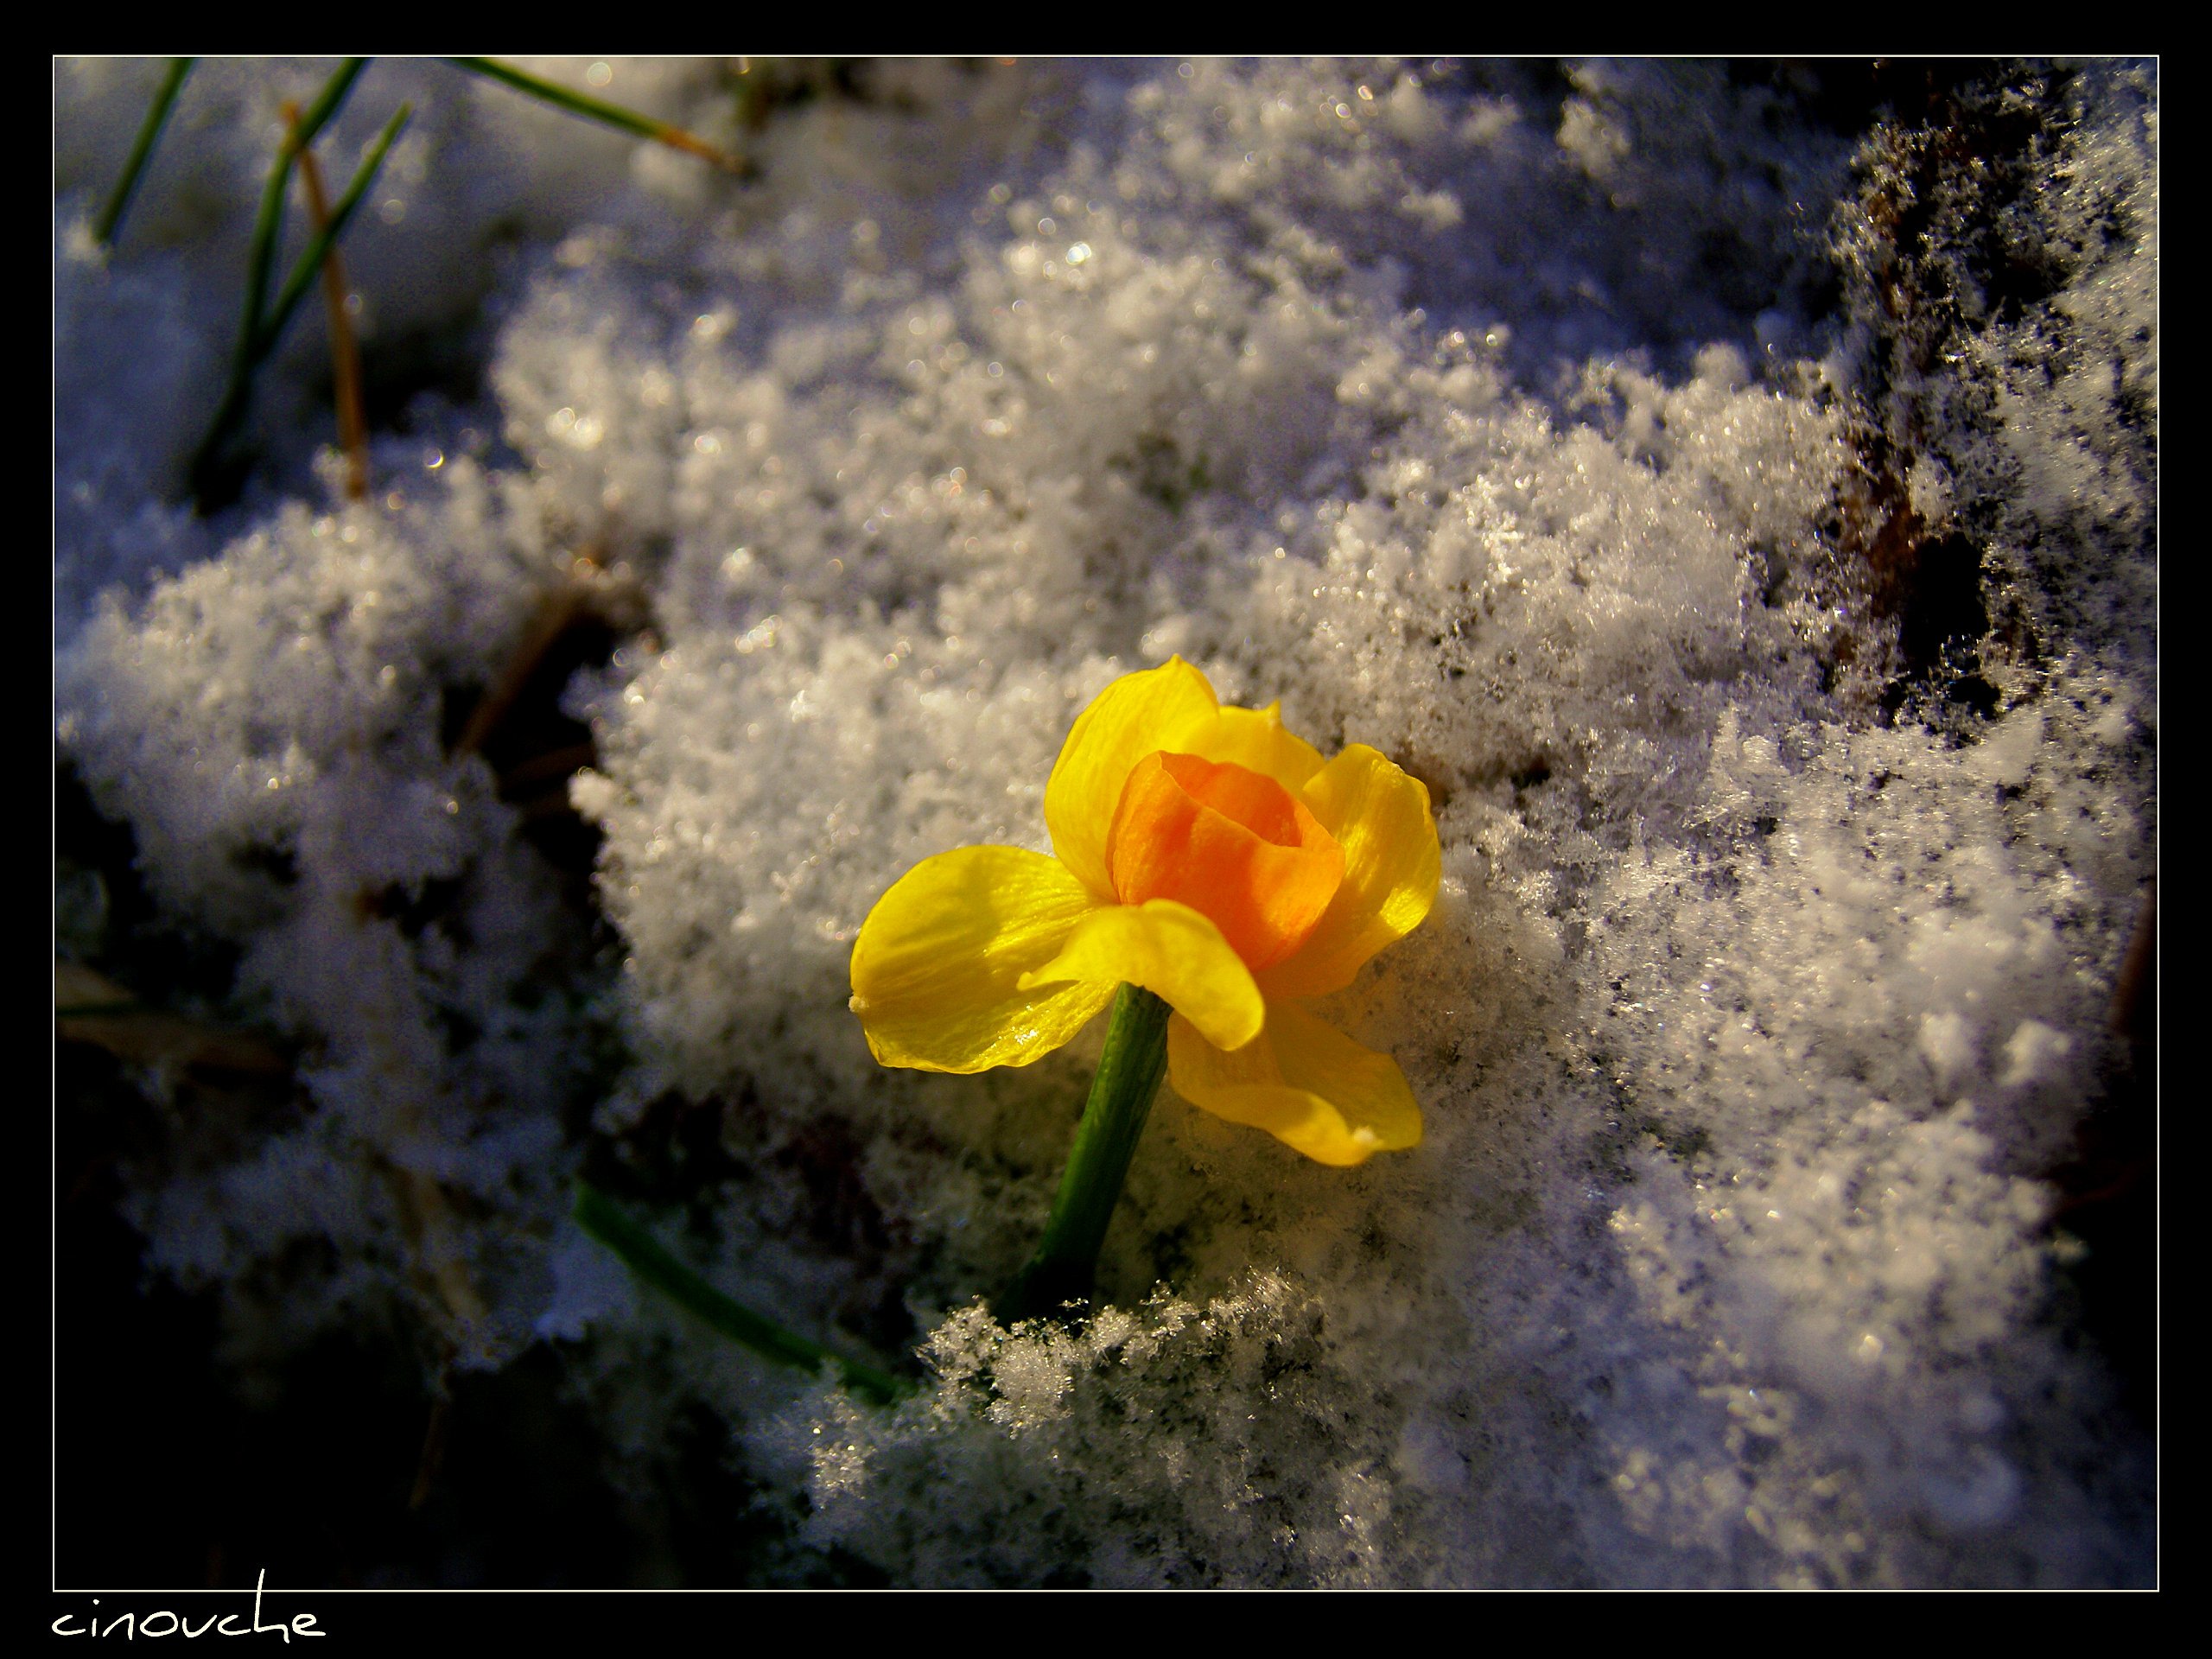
256;102;411;361
240;59;368;364
446;55;663;141
445;56;751;175
92;57;194;250
191;66;381;506
572;1179;906;1405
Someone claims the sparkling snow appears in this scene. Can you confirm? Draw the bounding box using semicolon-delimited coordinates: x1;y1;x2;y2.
55;57;2154;1586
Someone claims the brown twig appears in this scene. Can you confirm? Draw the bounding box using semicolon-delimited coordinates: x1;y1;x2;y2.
409;1381;453;1511
499;741;600;796
374;1154;494;1372
451;584;590;759
2108;879;2156;1042
514;790;591;825
55;959;288;1077
282;99;370;501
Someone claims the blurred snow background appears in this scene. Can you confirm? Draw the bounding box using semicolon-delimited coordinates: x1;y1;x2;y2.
54;57;2154;1587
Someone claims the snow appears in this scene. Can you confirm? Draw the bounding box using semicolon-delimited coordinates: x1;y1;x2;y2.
54;56;2154;1586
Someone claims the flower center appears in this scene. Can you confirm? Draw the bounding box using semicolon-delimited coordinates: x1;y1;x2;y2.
1106;751;1345;971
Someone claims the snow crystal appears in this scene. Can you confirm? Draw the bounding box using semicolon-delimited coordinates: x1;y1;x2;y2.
56;57;2153;1586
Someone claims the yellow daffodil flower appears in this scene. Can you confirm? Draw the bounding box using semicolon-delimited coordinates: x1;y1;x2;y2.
849;658;1440;1166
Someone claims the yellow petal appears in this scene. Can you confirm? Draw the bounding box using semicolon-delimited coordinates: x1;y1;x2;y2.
1166;701;1326;796
1019;899;1263;1052
850;847;1113;1072
1166;1001;1423;1166
1257;745;1441;998
1045;657;1219;899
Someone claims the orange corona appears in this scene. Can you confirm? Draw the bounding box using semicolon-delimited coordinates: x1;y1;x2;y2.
1107;752;1344;971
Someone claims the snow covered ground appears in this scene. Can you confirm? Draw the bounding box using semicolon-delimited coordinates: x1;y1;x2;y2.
54;58;2155;1587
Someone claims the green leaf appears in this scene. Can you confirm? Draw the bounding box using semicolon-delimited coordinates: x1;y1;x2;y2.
572;1180;907;1405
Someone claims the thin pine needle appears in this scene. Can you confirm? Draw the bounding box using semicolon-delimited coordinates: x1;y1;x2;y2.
446;57;753;176
92;57;194;250
283;99;370;500
193;92;406;505
257;103;411;361
573;1180;907;1404
192;59;370;503
241;60;367;372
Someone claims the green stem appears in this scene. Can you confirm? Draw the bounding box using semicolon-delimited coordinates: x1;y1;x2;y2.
92;57;194;250
995;984;1171;1325
572;1179;906;1406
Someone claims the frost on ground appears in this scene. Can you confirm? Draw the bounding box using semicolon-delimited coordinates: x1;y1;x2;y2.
54;59;2154;1586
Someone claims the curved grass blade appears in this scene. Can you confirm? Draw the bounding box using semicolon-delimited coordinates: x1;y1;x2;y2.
572;1179;906;1405
92;57;194;250
257;102;410;362
240;60;367;372
446;56;753;176
191;85;402;507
